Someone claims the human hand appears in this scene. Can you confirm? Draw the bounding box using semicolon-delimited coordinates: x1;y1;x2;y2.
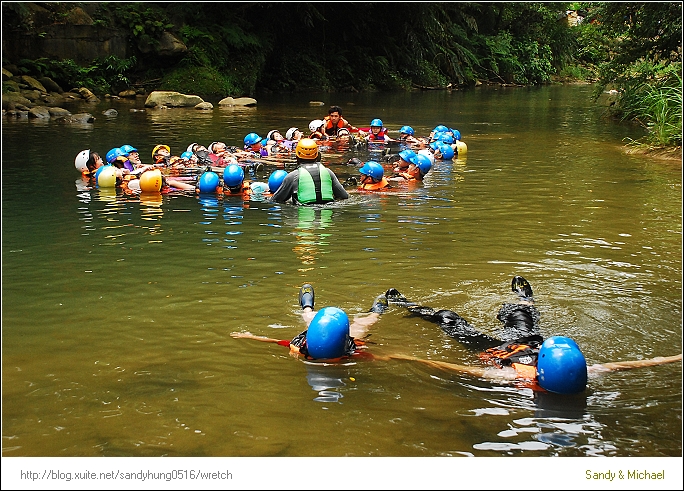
230;331;253;339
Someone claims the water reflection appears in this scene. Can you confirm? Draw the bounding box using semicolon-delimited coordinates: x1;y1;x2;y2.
291;207;334;270
465;382;601;455
304;363;348;403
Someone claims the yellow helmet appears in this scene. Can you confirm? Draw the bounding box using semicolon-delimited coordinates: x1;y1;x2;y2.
139;169;163;192
152;144;170;160
295;138;319;160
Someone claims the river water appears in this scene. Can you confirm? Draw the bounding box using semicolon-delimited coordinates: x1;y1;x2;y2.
2;85;681;461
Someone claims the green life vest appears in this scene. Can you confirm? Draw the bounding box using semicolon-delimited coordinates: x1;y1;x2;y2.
297;163;334;204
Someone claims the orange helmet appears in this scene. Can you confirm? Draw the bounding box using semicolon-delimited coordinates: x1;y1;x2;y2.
295;138;319;160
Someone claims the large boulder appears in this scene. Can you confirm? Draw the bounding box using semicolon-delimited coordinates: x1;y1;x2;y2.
2;67;13;80
21;89;43;102
138;31;187;57
118;89;137;98
28;106;51;119
157;32;188;56
20;76;47;93
38;77;64;93
218;96;257;106
42;92;67;106
194;102;213;110
47;107;71;118
2;92;33;110
78;87;99;103
144;91;204;108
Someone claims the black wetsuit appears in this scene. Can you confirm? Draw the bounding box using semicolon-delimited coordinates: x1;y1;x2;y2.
395;277;543;370
405;302;542;372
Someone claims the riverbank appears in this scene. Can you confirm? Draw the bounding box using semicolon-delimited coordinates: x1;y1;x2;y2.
625;145;683;162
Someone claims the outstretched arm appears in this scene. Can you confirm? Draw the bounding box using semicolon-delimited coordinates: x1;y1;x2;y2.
588;353;682;374
230;332;283;344
378;352;682;381
375;353;518;381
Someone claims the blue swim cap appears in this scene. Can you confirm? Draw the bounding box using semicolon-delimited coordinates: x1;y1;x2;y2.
223;164;245;188
197;171;220;193
537;336;588;394
306;307;350;360
359;161;384;181
268;169;288;193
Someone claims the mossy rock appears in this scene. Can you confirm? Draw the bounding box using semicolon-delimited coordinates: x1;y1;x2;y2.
144;91;204;108
2;92;33;110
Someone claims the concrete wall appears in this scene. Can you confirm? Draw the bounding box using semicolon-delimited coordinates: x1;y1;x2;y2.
3;25;129;64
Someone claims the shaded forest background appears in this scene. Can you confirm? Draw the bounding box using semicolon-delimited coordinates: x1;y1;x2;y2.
3;2;681;147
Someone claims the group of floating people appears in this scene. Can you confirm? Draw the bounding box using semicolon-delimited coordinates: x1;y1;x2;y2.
74;104;681;395
74;105;468;203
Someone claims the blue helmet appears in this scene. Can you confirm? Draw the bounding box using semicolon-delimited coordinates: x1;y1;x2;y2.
105;147;124;164
370;118;383;128
197;171;220;193
537;336;588;394
359;161;384;181
223;164;245;188
438;133;454;144
399;125;415;136
243;133;262;146
437;143;455;160
268;169;288;193
180;151;194;160
119;144;137;156
398;149;417;164
451;128;461;141
433;124;449;133
429;141;440;151
414;154;432;175
306;307;350;359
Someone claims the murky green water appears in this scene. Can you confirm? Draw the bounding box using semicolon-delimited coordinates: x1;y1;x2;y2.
2;85;681;458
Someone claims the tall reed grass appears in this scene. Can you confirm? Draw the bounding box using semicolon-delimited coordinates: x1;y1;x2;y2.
617;63;682;148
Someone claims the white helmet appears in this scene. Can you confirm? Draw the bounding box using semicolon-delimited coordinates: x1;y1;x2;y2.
285;127;298;140
309;119;324;133
75;149;90;172
418;148;435;165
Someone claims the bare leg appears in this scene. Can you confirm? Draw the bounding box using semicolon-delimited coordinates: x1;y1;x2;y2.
349;312;381;339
